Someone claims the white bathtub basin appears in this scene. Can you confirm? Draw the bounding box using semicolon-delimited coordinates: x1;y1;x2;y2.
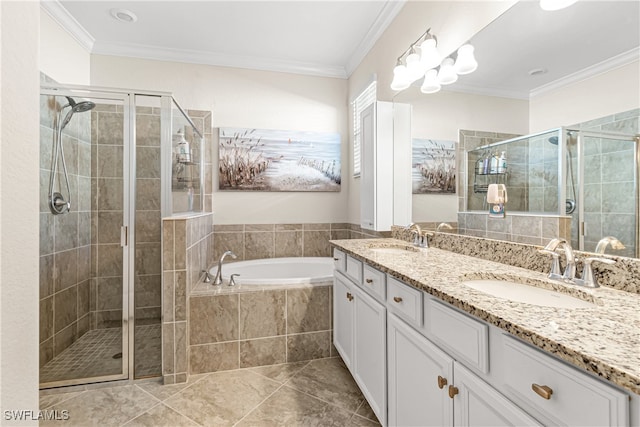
461;279;595;309
209;257;333;286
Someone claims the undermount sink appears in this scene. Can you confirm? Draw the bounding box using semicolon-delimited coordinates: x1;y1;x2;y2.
461;279;595;309
368;244;419;255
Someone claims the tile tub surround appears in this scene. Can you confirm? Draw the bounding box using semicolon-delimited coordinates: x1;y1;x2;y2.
392;226;640;294
330;238;640;395
188;283;334;375
211;222;389;262
162;213;214;384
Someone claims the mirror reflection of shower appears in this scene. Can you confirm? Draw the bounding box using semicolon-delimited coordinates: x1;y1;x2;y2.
548;133;577;214
48;96;96;215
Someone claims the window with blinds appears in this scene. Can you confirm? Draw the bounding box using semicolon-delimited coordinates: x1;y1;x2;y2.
352;81;376;177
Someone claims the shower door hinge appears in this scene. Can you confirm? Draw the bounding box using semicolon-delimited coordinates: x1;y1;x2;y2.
121;226;128;247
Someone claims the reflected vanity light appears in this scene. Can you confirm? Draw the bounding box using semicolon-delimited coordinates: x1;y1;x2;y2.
390;28;477;94
539;0;579;11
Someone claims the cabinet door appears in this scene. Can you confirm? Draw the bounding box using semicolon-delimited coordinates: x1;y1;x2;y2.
353;286;386;425
453;362;542;427
333;273;354;369
360;103;376;230
388;313;454;427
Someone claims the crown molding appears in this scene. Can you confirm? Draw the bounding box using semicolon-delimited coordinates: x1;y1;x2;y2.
530;48;640;98
40;0;95;52
345;0;406;77
92;41;348;79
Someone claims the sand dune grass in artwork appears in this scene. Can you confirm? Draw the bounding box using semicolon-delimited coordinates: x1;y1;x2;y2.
412;139;456;194
219;128;341;192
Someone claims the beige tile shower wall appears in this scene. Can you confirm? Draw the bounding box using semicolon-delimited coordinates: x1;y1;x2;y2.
211;223;388;263
162;213;214;384
39;92;92;368
188;285;333;375
457;212;571;246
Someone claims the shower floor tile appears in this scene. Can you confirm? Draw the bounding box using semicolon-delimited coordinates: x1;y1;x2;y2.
40;324;162;385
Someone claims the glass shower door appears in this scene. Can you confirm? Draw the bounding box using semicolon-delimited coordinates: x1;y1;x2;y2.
39;89;131;387
578;131;638;258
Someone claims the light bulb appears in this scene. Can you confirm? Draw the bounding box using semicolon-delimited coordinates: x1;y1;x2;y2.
540;0;578;11
437;58;458;85
421;69;441;94
390;64;410;91
419;37;440;71
454;44;478;75
405;52;426;83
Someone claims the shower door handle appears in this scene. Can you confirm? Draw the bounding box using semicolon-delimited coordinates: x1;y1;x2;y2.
121;226;128;247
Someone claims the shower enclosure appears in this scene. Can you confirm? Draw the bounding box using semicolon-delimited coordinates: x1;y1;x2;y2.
39;84;203;388
466;127;639;257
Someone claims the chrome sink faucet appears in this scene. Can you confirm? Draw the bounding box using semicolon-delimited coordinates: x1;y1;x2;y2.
213;250;237;285
538;238;576;281
405;223;422;246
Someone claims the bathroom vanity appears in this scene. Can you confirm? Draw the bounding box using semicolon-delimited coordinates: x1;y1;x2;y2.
331;239;640;427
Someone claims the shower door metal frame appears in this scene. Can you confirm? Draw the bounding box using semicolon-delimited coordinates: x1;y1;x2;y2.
39;87;134;388
570;129;639;257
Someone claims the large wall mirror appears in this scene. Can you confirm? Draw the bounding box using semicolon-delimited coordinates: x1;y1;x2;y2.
393;0;639;258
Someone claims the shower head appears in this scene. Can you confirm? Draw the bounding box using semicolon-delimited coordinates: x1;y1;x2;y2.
548;136;559;145
60;96;96;129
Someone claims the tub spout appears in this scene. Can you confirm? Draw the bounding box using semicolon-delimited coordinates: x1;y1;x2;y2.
214;250;237;285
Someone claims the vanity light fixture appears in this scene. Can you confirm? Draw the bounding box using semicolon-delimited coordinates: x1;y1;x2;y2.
390;28;478;94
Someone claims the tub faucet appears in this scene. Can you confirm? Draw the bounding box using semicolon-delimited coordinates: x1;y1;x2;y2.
201;270;213;283
213;250;237;285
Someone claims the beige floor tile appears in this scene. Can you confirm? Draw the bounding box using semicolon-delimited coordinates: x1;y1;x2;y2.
39;390;87;410
236;386;353;427
349;413;382;426
163;369;280;426
355;398;379;422
40;385;159;427
135;374;208;401
249;361;309;384
286;357;364;412
123;403;199;427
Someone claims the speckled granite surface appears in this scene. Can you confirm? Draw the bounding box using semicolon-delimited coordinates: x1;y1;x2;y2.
331;238;640;395
392;226;640;294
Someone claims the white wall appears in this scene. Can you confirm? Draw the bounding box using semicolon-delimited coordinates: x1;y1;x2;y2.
346;0;518;224
397;89;529;222
90;55;349;224
0;1;40;424
39;10;90;85
529;60;640;132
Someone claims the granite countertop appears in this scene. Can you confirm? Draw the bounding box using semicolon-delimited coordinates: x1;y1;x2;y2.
331;238;640;395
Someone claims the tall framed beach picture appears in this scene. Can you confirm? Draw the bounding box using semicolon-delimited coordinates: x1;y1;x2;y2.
412;138;456;194
218;127;341;192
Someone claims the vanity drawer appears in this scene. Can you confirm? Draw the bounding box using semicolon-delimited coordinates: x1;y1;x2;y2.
423;296;488;373
386;276;422;327
333;249;346;273
345;255;363;284
502;335;628;427
361;264;386;302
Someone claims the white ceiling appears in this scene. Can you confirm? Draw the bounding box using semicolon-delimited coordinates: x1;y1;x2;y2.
45;0;640;97
453;0;640;99
48;0;406;78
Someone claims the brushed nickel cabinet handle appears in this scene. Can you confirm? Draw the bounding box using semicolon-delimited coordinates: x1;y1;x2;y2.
448;385;459;399
437;375;447;389
532;384;553;400
333;257;340;261
365;278;373;284
393;296;403;303
346;292;354;301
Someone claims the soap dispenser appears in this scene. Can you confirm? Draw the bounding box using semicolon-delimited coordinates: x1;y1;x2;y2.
497;151;507;173
175;130;191;163
489;152;499;174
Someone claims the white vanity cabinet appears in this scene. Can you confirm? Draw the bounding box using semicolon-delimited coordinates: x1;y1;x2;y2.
333;250;632;427
359;101;412;232
333;251;387;425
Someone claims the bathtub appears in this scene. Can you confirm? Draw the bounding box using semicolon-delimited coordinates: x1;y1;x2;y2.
208;257;334;286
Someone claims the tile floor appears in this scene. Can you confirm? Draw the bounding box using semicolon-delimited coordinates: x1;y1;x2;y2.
40;325;162;385
40;357;381;426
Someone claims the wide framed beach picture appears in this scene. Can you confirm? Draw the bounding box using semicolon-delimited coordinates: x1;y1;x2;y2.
218;127;341;192
412;138;456;194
